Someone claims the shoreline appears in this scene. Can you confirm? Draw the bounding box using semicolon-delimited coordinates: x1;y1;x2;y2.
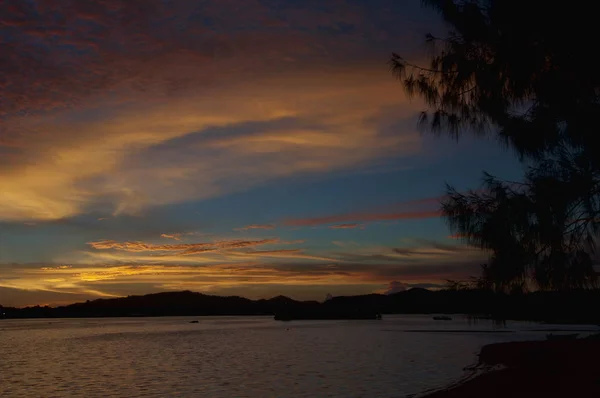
418;338;600;398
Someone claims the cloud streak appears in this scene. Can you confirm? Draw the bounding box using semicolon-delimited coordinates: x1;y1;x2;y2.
0;233;484;306
87;238;281;254
286;210;441;227
0;255;480;306
234;224;276;231
328;223;364;229
0;66;422;222
283;195;446;227
160;232;197;241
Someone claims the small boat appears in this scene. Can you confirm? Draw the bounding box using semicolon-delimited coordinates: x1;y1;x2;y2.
546;333;579;340
433;316;452;321
189;320;199;324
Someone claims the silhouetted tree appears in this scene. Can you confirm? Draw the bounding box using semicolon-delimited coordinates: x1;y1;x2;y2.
392;0;600;290
391;0;599;164
443;151;599;291
444;279;469;291
468;264;495;291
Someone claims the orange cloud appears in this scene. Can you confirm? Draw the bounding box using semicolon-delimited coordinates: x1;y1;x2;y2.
160;232;197;241
2;259;478;300
1;236;485;306
160;233;182;241
0;64;422;221
87;238;280;254
0;0;426;223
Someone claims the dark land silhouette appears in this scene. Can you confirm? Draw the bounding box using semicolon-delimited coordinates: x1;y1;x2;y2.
422;339;600;398
3;288;600;324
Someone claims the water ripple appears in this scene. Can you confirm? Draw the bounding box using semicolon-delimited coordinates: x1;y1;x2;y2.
2;315;584;397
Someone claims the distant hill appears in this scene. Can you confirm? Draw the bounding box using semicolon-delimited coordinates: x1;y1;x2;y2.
3;288;600;323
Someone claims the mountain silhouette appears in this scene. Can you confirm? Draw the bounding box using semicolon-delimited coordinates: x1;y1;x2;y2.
2;288;600;323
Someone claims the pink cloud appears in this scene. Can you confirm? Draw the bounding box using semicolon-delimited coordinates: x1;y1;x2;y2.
285;210;441;227
284;196;443;227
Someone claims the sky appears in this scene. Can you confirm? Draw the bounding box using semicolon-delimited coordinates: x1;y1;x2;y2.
0;0;526;307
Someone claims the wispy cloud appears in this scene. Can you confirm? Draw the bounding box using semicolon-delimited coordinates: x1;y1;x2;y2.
228;250;336;262
283;195;445;227
87;238;280;254
82;236;478;268
234;224;276;232
331;241;360;248
161;233;183;241
285;210;440;227
0;255;480;306
0;0;425;223
1;233;483;306
282;240;306;245
160;232;196;241
334;253;403;262
236;249;302;255
0;68;422;222
328;223;364;229
393;238;478;257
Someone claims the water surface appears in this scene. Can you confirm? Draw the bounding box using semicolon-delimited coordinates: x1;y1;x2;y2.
1;315;596;397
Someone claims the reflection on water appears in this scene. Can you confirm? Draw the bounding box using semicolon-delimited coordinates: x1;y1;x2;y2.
1;315;597;397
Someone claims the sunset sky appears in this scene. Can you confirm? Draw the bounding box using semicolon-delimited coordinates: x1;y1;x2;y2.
0;0;525;307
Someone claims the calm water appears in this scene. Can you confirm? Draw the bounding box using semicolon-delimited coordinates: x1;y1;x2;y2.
1;315;597;397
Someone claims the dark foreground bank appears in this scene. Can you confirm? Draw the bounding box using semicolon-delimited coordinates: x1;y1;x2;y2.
422;339;600;398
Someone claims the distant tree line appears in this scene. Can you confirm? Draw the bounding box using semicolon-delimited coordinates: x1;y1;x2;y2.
4;289;600;324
